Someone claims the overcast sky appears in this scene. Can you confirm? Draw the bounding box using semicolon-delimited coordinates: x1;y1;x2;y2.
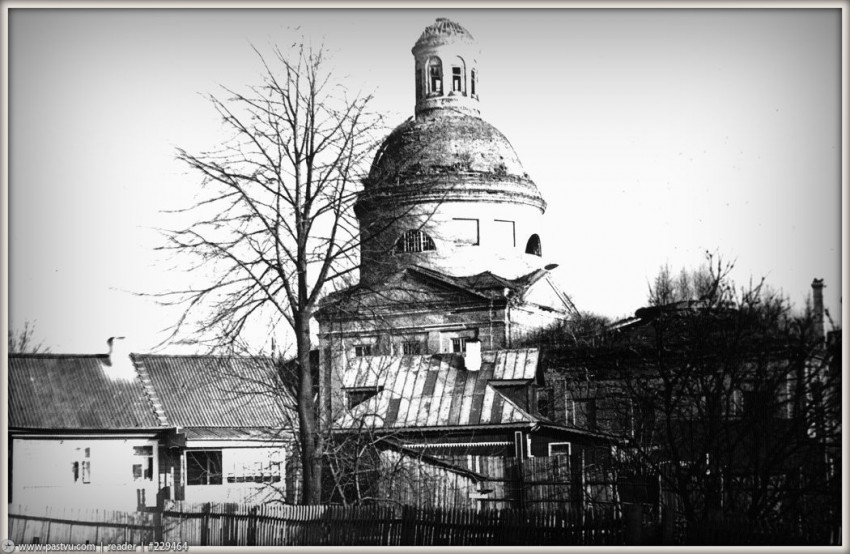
8;8;842;354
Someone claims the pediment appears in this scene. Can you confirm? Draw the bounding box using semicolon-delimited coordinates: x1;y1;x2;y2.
519;276;576;314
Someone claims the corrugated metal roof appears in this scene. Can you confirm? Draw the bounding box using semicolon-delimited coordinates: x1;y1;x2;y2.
337;350;539;429
135;355;292;429
8;355;160;429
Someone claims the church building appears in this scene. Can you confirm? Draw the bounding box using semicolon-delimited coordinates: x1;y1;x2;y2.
317;18;577;422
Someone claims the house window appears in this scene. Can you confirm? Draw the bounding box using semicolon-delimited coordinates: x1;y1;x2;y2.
354;344;373;357
187;450;223;486
570;398;598;431
73;447;91;484
451;337;468;353
402;341;422;355
471;68;477;96
427;56;442;95
225;449;283;484
395;230;436;253
525;234;542;256
548;442;572;456
415;63;422;99
132;445;154;481
452;218;479;246
452;66;463;93
494;220;516;247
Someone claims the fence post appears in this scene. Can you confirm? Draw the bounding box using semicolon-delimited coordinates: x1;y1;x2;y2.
152;488;167;542
400;505;416;545
247;505;258;546
623;503;643;545
200;503;211;546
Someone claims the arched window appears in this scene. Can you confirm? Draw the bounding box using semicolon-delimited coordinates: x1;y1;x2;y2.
525;234;542;257
451;56;465;95
471;68;477;97
395;230;436;253
427;57;443;95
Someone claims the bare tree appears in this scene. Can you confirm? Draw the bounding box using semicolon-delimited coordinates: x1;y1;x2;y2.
161;41;383;504
8;321;50;354
546;254;840;539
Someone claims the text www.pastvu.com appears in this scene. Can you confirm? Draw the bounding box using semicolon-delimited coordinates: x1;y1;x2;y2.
15;544;97;552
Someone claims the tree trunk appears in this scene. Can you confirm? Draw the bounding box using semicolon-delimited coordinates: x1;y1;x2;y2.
295;314;323;504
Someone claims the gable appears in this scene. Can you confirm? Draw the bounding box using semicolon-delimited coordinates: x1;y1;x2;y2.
321;268;491;319
519;276;574;314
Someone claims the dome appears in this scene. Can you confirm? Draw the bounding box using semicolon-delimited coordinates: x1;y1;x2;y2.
413;18;475;51
360;111;546;212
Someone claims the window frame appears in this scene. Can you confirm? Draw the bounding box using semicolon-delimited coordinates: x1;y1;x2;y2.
548;442;572;457
494;219;516;247
354;344;373;357
452;218;480;246
186;450;224;486
395;229;436;254
427;56;443;95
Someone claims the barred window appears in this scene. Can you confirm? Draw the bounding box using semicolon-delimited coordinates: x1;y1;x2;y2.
395;230;436;253
402;341;422;355
451;337;467;353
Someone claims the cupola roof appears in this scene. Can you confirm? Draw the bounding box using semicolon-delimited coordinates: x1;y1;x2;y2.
413;17;475;51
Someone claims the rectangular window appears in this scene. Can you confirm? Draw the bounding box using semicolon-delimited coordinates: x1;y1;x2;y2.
570;398;598;431
187;450;223;486
74;447;91;484
429;64;442;94
451;337;467;353
225;449;283;484
548;442;572;456
402;341;422;355
354;345;373;357
452;218;479;246
452;66;462;92
493;220;516;247
133;445;154;481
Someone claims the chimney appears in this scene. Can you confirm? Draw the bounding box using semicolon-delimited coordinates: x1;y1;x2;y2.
104;336;136;381
465;339;482;372
811;279;825;341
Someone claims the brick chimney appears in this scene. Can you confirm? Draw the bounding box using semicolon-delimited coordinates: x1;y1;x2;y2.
811;279;825;342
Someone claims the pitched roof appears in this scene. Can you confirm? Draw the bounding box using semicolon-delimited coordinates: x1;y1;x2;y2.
134;355;292;429
8;355;159;430
337;349;540;429
8;354;294;433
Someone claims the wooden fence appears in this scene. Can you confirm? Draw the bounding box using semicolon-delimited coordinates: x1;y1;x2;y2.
7;504;154;545
7;502;623;546
9;501;831;546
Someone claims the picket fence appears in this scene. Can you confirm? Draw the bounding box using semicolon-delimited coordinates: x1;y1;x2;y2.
7;504;154;545
8;501;624;546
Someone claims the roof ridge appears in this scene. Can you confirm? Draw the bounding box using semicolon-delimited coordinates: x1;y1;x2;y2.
131;355;170;427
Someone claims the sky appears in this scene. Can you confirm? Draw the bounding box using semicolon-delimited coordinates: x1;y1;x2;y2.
7;8;843;354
